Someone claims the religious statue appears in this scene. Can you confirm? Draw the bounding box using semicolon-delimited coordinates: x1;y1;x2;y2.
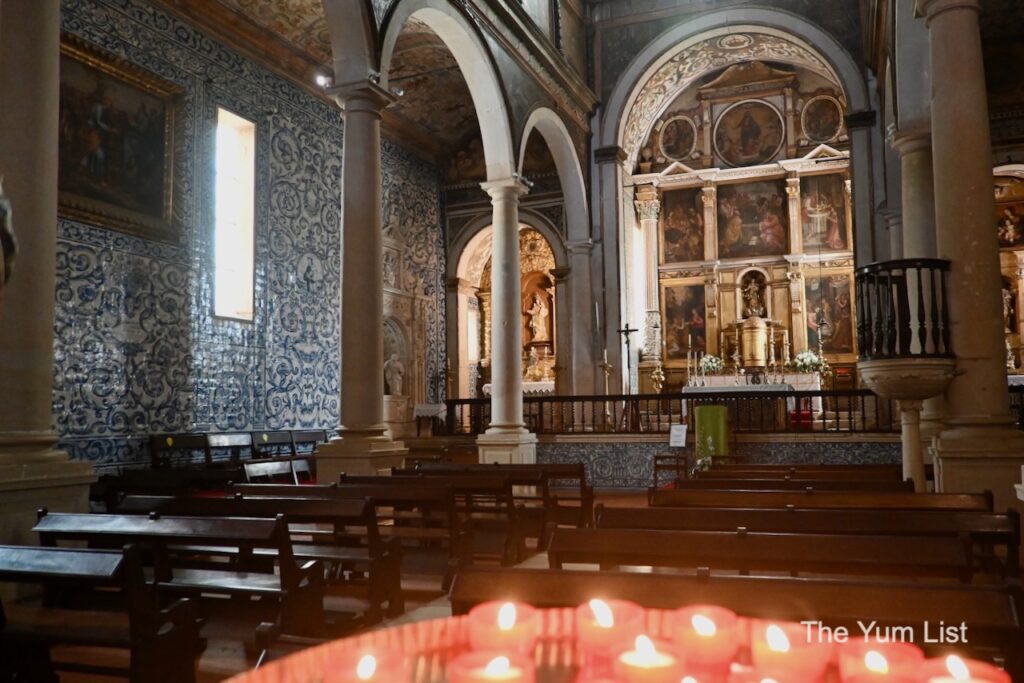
0;176;17;299
1002;285;1015;333
1007;338;1017;371
741;277;766;318
525;292;549;342
383;353;405;396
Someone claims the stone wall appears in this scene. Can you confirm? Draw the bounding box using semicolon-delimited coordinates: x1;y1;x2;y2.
56;0;444;470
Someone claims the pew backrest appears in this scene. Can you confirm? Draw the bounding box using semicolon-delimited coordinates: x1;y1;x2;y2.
648;488;993;511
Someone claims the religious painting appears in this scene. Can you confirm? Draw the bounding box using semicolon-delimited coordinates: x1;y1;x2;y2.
805;274;855;355
800;174;849;251
660;116;697;161
801;95;843;143
996;201;1024;248
661;281;707;363
713;100;785;168
58;36;180;241
660;189;704;263
717;181;789;258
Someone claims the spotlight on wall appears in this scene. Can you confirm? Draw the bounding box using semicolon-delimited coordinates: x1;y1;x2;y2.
391;87;405;98
314;73;331;88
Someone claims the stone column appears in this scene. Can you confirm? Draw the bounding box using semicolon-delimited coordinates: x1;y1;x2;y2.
567;239;596;393
316;81;407;479
476;178;536;464
893;129;946;445
846;110;880;266
785;177;802;255
0;0;94;548
634;186;661;359
918;0;1024;512
701;184;717;261
550;266;571;395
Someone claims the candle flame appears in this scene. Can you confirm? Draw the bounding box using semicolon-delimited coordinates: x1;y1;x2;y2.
760;679;780;683
864;650;889;674
691;613;717;637
497;602;517;630
765;624;791;653
946;655;970;681
355;655;376;680
484;656;511;676
635;635;657;661
589;599;614;628
682;678;699;683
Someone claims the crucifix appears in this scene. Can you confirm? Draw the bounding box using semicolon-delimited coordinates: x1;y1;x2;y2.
617;323;638;394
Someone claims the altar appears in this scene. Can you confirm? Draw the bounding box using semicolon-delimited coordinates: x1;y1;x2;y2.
481;380;555;396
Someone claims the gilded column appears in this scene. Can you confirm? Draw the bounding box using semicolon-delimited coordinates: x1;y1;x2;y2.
701;184;717;261
634;186;661;358
917;0;1024;507
786;176;802;255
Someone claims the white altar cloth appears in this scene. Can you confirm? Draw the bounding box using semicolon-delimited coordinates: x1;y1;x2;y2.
683;373;822;412
481;380;555;396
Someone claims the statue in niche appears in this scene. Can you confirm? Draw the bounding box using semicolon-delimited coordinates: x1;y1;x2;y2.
741;273;767;318
1002;282;1015;333
525;292;549;342
384;353;405;396
0;176;17;298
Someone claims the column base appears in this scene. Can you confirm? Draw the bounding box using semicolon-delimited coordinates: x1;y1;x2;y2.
931;425;1024;513
315;427;408;481
476;430;538;464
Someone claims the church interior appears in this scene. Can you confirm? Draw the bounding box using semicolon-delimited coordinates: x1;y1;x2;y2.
1;0;1024;680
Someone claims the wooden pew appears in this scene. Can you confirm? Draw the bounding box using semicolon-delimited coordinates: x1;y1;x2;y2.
149;434;209;469
697;467;904;481
546;527;974;582
707;463;904;477
250;430;295;459
243;458;314;485
648;488;993;511
93;468;243;511
0;545;200;683
449;567;1024;678
34;510;326;639
114;494;402;620
595;505;1021;578
668;478;916;492
205;432;254;466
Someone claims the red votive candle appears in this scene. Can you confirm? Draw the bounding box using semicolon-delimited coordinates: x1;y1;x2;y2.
448;652;535;683
672;604;740;667
467;601;538;654
838;639;923;681
613;635;685;683
324;652;407;682
917;654;1011;683
750;620;832;681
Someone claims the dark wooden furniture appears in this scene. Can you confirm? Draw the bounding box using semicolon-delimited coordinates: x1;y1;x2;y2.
291;430;329;455
668;477;916;492
34;510;325;639
697;467;904;481
648;488;993;511
653;453;690;489
93;468;243;511
0;544;200;683
250;430;295;459
206;432;254;465
547;527;974;582
449;567;1024;677
149;433;209;469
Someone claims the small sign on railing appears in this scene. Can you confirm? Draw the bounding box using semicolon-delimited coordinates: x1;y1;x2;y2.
669;424;688;447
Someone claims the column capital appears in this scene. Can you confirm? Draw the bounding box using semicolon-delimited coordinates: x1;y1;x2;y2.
567;238;593;256
891;127;932;157
327;79;396;115
915;0;980;22
480;176;530;200
634;185;661;221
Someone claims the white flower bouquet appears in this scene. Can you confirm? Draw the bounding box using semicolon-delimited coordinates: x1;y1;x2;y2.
698;354;724;375
792;349;825;374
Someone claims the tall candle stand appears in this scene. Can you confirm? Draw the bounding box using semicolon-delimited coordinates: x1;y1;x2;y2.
599;358;614;430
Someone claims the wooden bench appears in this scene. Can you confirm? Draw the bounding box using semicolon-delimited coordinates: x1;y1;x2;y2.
243;458;314;485
0;544;200;683
149;434;209;469
595;505;1021;578
648;488;993;511
114;494;402;620
93;468;243;511
547;527;975;582
653;453;690;489
250;430;295;459
34;510;326;639
449;567;1024;677
697;467;905;481
206;432;254;466
291;430;329;455
668;477;916;492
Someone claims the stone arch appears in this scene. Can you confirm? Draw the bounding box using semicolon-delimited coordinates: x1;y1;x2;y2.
519;107;589;243
379;0;515;181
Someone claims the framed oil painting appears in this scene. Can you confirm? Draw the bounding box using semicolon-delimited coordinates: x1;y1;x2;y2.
996;201;1024;248
58;35;180;241
660;116;697;161
800;174;849;251
805;274;855;356
713;100;785;168
661;280;706;364
801;95;843;143
660;188;704;264
717;180;789;258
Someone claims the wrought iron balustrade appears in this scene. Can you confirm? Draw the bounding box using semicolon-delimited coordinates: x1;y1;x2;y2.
856;258;952;361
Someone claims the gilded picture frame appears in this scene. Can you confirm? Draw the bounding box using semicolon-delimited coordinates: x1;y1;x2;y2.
804;269;858;362
660;278;707;366
58;35;181;242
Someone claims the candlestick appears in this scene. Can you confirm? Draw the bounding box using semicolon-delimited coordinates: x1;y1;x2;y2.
917;654;1011;683
595;301;600;330
448;652;535;683
750;621;831;681
614;635;683;683
783;329;790;364
325;653;406;682
467;601;538;653
672;604;739;668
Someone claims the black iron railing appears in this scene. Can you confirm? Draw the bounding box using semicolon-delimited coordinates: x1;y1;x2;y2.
856;258;952;361
439;389;898;436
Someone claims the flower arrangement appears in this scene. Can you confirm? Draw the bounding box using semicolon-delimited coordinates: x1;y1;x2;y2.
792;349;825;374
698;354;724;375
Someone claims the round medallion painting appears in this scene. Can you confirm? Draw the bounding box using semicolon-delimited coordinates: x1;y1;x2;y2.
713;100;785;168
802;95;843;143
659;116;697;161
